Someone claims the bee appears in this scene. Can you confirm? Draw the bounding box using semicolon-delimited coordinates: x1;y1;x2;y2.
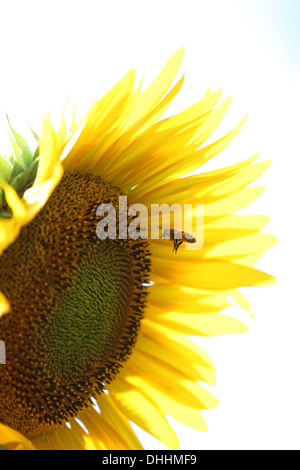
160;227;196;254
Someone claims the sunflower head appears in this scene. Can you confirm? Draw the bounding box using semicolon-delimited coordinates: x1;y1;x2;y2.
0;49;276;450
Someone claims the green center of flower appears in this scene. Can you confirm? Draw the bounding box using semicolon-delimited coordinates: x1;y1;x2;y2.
0;172;150;439
44;244;133;383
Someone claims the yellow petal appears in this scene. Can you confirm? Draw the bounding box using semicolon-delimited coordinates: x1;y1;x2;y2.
96;395;143;450
120;375;209;432
37;118;61;185
138;322;216;384
145;309;248;336
149;283;232;313
79;407;131;450
62;69;137;172
0;291;10;318
203;187;265;218
109;379;179;450
124;48;184;128
152;257;275;290
0;181;26;221
124;348;219;411
0;423;35;450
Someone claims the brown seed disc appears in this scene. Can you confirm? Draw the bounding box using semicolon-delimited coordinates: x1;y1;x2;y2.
0;172;150;439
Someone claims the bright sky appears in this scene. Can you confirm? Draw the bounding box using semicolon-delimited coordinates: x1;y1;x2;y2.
0;0;299;450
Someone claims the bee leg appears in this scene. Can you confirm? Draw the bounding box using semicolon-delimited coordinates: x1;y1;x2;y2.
173;240;183;254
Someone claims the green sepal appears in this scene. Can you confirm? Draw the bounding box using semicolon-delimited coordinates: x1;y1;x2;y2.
9;139;27;173
27;122;39;142
8;120;33;167
8;152;28;182
0;156;13;181
0;190;6;212
33;145;40;160
10;158;39;194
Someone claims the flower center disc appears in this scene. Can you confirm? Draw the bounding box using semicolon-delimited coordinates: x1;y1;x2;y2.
0;172;150;439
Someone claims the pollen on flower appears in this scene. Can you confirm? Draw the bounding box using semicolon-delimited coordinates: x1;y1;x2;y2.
0;172;150;439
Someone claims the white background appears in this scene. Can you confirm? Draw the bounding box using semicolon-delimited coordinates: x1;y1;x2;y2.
0;0;299;450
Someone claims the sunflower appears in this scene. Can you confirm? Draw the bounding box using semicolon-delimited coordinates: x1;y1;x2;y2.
0;49;276;450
